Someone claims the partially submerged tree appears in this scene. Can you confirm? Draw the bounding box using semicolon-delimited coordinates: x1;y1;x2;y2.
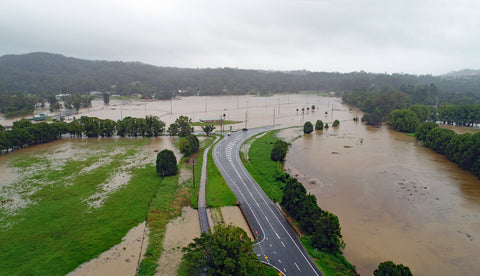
315;120;324;130
175;115;193;137
374;261;412;276
201;124;215;136
303;121;313;134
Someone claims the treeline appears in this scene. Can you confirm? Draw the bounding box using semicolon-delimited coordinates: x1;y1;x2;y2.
0;93;94;118
416;122;480;177
0;94;38;118
343;84;480;127
2;52;480;101
280;173;345;254
0;115;167;152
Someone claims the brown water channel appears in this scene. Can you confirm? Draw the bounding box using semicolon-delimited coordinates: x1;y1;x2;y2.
284;105;480;275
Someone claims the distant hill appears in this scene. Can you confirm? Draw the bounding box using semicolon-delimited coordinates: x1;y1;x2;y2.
1;52;480;101
443;69;480;78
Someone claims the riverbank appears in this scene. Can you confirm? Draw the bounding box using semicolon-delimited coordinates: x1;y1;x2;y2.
241;128;358;275
285;118;480;275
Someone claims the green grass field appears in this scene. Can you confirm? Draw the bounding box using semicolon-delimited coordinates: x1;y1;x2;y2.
241;130;285;202
301;236;357;276
189;136;214;209
0;138;160;275
206;141;237;207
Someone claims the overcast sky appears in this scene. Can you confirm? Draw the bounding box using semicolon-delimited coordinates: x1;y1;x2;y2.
1;0;479;75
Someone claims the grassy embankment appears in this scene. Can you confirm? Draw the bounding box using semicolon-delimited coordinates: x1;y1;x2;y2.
242;129;357;276
136;161;188;275
206;137;237;207
0;139;159;275
138;135;217;275
189;136;214;209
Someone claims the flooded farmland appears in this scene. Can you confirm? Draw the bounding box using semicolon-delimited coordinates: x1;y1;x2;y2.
2;94;480;275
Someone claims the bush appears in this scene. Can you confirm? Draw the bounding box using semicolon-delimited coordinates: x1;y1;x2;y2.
332;120;340;127
315;120;324;130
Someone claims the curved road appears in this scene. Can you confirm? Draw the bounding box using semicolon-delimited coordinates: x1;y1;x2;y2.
213;127;322;276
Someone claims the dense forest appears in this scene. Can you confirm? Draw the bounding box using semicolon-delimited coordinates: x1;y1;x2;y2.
2;52;480;99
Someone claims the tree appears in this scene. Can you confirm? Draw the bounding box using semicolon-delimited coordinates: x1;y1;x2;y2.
332;120;340;127
362;108;383;127
103;92;109;104
179;134;199;156
415;122;438;142
156;149;178;177
315;120;324;130
424;128;456;154
387;109;419;133
271;139;288;162
167;123;179;136
178;224;263;276
179;139;192;156
303;121;313;134
186;134;199;153
374;261;412;276
175;115;193;137
311;211;345;254
201;124;216;136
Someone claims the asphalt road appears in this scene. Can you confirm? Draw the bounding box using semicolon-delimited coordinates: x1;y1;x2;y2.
213;128;322;276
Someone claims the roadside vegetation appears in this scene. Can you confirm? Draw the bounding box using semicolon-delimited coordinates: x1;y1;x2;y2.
177;224;263;275
190;136;214;208
241;130;285;202
137;160;190;275
206;145;237;207
242;129;358;275
416;122;480;177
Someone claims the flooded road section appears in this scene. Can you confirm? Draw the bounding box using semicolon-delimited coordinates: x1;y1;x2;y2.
284;104;480;275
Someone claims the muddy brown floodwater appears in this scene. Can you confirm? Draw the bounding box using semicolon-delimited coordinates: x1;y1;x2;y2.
283;101;480;275
3;94;480;275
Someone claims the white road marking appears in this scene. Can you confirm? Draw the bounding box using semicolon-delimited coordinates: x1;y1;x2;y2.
295;262;301;272
281;241;286;248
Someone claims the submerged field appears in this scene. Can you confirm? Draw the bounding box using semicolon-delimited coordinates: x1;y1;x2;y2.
0;137;175;275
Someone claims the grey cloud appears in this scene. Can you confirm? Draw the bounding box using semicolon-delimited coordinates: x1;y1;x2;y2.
1;0;479;74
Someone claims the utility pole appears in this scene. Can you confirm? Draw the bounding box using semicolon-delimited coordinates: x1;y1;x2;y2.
273;107;275;125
